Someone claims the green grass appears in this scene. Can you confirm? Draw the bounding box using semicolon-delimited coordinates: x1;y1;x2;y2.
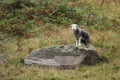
0;0;120;80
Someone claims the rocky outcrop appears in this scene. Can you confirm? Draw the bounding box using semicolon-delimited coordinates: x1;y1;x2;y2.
24;45;101;69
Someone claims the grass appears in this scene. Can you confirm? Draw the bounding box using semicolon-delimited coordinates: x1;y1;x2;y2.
0;0;120;80
0;27;120;80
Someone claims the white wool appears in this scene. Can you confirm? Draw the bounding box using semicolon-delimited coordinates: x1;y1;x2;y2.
70;24;78;31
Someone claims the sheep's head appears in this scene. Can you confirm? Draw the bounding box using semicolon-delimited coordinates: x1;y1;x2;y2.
70;24;79;31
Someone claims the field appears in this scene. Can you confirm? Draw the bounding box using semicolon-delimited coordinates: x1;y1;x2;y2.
0;0;120;80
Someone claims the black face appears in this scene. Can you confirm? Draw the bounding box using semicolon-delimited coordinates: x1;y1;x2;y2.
75;28;79;34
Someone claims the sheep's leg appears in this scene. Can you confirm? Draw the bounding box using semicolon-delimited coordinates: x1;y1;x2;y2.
78;37;82;47
75;39;79;46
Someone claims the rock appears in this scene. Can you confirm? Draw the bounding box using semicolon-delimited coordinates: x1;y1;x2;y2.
0;35;4;41
24;45;101;69
0;54;8;63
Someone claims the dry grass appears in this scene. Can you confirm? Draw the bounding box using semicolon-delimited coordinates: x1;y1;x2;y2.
0;26;120;80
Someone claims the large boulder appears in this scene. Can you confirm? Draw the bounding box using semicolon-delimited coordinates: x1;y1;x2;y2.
24;45;101;69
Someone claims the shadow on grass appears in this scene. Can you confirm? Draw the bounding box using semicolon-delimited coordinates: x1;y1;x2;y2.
99;56;109;64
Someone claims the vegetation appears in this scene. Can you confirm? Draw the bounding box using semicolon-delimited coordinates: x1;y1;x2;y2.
0;0;120;80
